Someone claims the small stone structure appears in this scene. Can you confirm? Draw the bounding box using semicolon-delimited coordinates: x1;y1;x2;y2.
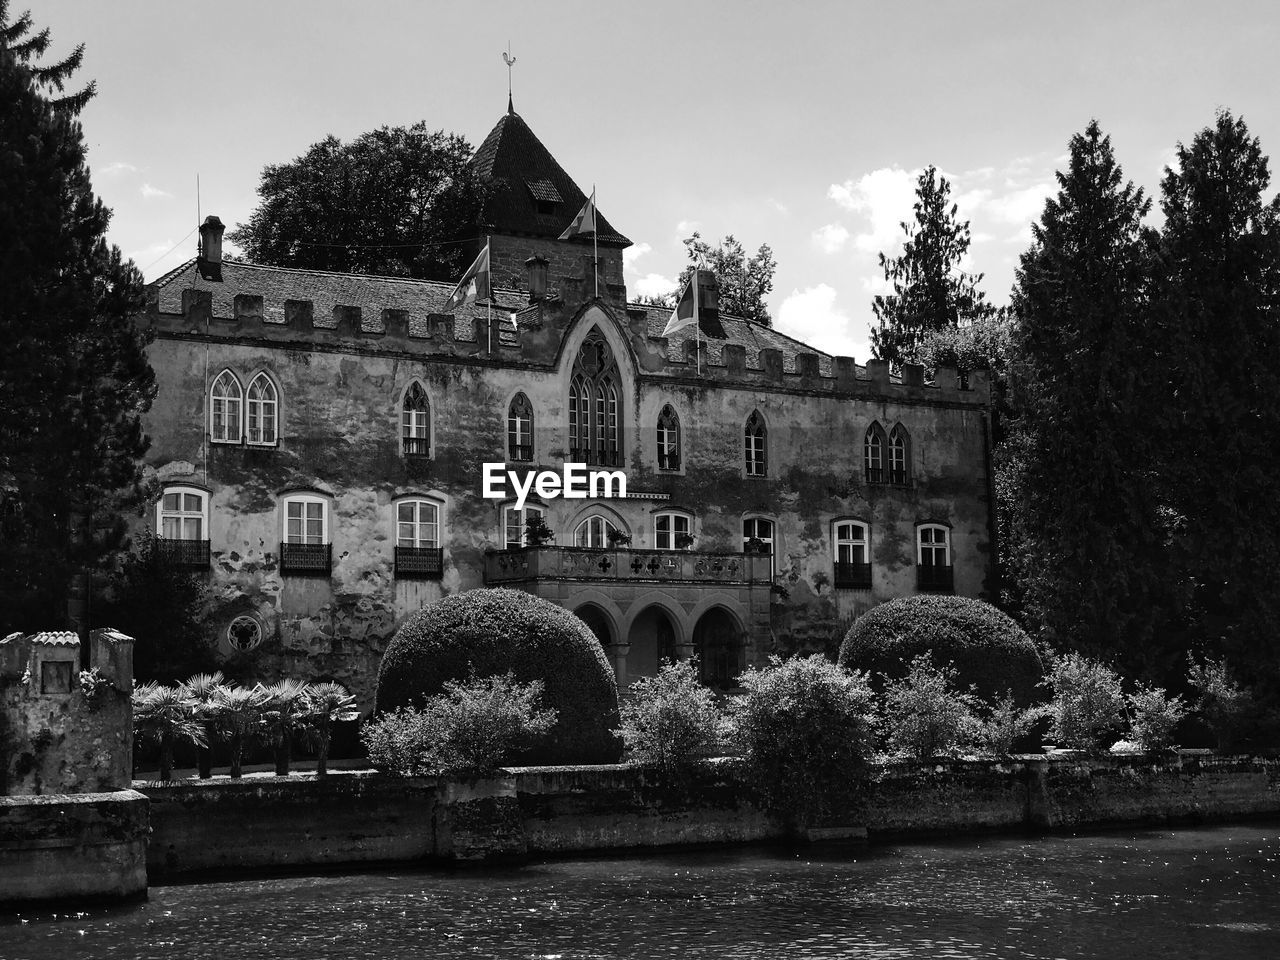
0;628;148;905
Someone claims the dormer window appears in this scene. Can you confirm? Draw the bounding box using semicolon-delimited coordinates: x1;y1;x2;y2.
526;179;562;217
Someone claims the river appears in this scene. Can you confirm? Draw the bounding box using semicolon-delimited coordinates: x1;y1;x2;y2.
3;822;1277;959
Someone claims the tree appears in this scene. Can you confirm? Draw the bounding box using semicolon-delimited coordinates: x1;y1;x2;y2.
229;124;485;281
676;233;776;325
1155;111;1280;691
0;5;155;633
1005;121;1170;670
871;165;996;366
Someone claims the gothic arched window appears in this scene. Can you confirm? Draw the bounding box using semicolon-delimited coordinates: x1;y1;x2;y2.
889;423;911;484
744;410;767;477
864;422;887;484
246;372;278;446
401;382;431;457
657;405;681;471
508;392;533;462
568;331;622;466
210;369;242;444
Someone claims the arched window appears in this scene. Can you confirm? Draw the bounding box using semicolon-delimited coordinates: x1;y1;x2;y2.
889;423;910;484
833;520;871;589
210;370;242;444
657;405;681;471
574;514;618;548
155;485;210;569
394;497;444;580
654;511;693;551
864;422;887;484
744;410;767;477
568;331;622;466
508;393;534;462
743;517;775;579
504;503;546;550
401;382;430;457
246;372;278;446
917;523;954;594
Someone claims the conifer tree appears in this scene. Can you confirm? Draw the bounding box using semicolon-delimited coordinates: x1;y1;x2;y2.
0;4;155;632
1006;121;1169;668
1156;110;1280;687
871;165;995;366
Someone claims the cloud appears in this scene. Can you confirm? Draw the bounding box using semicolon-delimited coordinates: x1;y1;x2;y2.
812;223;850;254
140;182;173;200
632;272;677;300
984;181;1054;226
768;198;789;215
827;167;919;254
675;219;701;237
775;284;866;359
622;242;652;272
99;161;138;177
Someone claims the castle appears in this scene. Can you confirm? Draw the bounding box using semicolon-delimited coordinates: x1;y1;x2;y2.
136;106;995;706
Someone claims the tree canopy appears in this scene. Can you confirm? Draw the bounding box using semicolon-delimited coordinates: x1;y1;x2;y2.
676;232;777;325
871;165;996;366
229;123;486;280
0;3;155;632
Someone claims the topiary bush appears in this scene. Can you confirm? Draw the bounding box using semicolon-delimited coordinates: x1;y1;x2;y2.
838;595;1043;705
374;588;620;763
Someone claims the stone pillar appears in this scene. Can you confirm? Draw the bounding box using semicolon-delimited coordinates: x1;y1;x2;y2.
610;643;630;687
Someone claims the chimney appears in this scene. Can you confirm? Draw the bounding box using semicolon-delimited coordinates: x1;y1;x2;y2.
197;215;225;281
526;255;549;303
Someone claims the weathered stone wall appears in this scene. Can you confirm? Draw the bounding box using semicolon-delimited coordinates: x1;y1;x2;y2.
0;790;149;905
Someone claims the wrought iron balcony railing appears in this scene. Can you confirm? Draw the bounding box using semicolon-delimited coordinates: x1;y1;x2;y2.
508;443;533;462
658;453;681;471
394;545;444;580
155;538;210;570
279;541;332;576
402;436;431;457
865;467;885;484
833;561;872;589
916;563;954;593
485;546;772;586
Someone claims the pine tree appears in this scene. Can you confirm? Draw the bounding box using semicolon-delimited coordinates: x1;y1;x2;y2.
1006;121;1170;669
871;165;995;366
0;5;155;633
1156;110;1280;689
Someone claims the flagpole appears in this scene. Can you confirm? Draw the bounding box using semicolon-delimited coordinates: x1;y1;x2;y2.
592;185;599;300
694;268;701;375
486;235;492;356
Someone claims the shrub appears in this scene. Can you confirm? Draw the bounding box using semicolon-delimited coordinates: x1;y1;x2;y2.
211;685;269;778
1042;653;1125;751
728;655;877;830
1127;684;1186;753
973;695;1045;756
838;595;1042;705
132;683;206;782
374;588;619;763
179;671;230;779
303;682;361;776
616;659;722;774
1187;657;1255;751
259;678;312;776
882;654;980;759
361;673;556;778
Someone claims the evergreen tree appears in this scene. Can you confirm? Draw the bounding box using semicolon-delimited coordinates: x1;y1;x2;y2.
0;5;155;633
676;233;777;325
229;124;485;281
1156;110;1280;689
1006;121;1170;670
871;165;995;366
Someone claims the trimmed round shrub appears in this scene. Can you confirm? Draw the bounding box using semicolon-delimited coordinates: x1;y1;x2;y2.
374;588;620;764
838;595;1042;705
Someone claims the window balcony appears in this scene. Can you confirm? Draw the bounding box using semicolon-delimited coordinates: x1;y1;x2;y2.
916;563;954;593
833;561;872;589
485;546;772;586
155;538;210;570
279;542;332;576
569;447;621;467
394;545;444;580
865;467;885;484
658;453;681;471
402;437;431;457
509;443;533;462
889;468;909;485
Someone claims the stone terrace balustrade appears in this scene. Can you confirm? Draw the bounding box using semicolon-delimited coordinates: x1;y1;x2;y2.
485;547;772;585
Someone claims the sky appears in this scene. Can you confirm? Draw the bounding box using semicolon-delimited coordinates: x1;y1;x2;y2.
35;0;1280;362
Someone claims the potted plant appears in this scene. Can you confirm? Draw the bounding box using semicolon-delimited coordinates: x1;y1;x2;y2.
606;527;632;548
524;513;555;547
674;532;695;550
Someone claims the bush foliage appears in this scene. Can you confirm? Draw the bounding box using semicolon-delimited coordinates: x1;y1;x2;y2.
882;655;980;760
729;656;877;830
839;595;1042;705
616;659;723;774
1042;653;1125;751
374;588;619;763
1127;684;1186;753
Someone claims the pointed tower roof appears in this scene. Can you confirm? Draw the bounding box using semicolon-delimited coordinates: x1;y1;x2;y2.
470;111;630;247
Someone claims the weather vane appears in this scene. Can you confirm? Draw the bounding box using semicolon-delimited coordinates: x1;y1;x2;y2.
503;43;516;114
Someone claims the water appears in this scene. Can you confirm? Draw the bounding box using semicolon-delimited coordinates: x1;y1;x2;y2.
3;823;1278;959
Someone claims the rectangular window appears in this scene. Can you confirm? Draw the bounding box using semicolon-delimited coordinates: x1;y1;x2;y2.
505;505;545;549
286;499;325;545
396;500;440;548
655;513;691;551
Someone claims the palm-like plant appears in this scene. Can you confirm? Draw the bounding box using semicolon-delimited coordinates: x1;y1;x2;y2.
212;685;269;778
260;678;311;776
133;684;206;782
303;682;361;776
180;671;229;779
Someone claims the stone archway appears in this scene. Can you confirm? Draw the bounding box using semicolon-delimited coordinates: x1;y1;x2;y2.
626;605;679;682
574;603;614;650
693;606;745;690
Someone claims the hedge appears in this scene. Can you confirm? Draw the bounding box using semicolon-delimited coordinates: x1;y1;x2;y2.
838;595;1042;705
374;588;620;763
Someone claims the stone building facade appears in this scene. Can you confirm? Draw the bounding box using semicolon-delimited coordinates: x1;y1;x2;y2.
134;107;995;707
